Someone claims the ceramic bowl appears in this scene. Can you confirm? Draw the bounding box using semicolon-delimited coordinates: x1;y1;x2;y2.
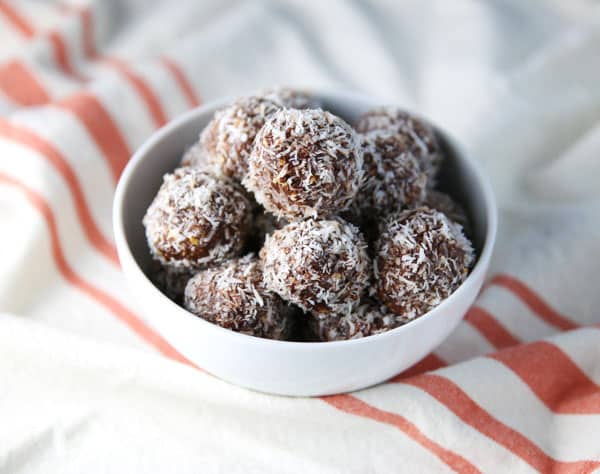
113;90;497;396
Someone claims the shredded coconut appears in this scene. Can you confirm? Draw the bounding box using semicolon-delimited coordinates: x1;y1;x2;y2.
260;218;371;316
145;93;478;343
143;167;252;270
309;298;411;341
351;129;429;216
193;96;281;179
260;87;321;110
375;207;474;321
243;108;364;220
184;255;292;340
421;190;471;236
355;107;442;183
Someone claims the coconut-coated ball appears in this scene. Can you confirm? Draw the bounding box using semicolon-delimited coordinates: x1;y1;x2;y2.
355;107;443;181
422;190;471;235
143;167;252;271
244;109;364;220
375;207;474;321
260;218;370;315
180;89;319;171
352;129;428;216
308;298;410;341
184;255;292;340
189;96;281;179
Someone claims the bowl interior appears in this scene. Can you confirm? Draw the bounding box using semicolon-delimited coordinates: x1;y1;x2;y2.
119;92;489;321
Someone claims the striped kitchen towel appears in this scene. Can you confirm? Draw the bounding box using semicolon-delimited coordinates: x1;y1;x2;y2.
0;0;599;472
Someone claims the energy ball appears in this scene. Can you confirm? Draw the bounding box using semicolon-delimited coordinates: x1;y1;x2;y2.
143;167;252;271
308;299;409;341
375;207;474;321
352;129;428;216
261;87;321;109
244;109;363;220
193;95;281;179
260;218;370;315
184;255;292;340
355;107;443;181
422;190;471;235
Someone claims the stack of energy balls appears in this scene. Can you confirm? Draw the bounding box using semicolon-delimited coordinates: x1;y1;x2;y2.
143;88;475;342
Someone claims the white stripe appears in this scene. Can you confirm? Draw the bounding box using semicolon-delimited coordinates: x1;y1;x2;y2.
443;357;600;461
86;64;158;152
357;383;537;474
0;16;28;61
0;315;455;474
9;108;116;240
25;40;80;97
136;61;189;119
435;319;495;364
0;140;143;327
0;89;16;116
161;54;202;102
0;138;113;272
479;285;558;341
14;1;63;31
56;10;88;73
0;185;147;350
548;327;600;385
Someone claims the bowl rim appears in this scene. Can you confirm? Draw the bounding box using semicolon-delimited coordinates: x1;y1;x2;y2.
113;88;498;350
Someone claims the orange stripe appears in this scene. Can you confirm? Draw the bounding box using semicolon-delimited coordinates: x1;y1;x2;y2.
465;306;520;349
0;3;86;82
390;353;447;381
323;395;481;473
490;341;600;414
79;6;97;58
103;57;168;128
491;274;577;330
0;2;35;38
0;172;196;367
0;119;118;265
55;93;131;182
405;374;600;473
0;61;50;105
160;56;201;108
47;31;86;81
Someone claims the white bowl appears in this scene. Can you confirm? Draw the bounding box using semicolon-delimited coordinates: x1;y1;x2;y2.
113;90;497;397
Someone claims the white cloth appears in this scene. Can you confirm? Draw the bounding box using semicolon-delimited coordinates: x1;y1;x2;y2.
0;1;599;472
